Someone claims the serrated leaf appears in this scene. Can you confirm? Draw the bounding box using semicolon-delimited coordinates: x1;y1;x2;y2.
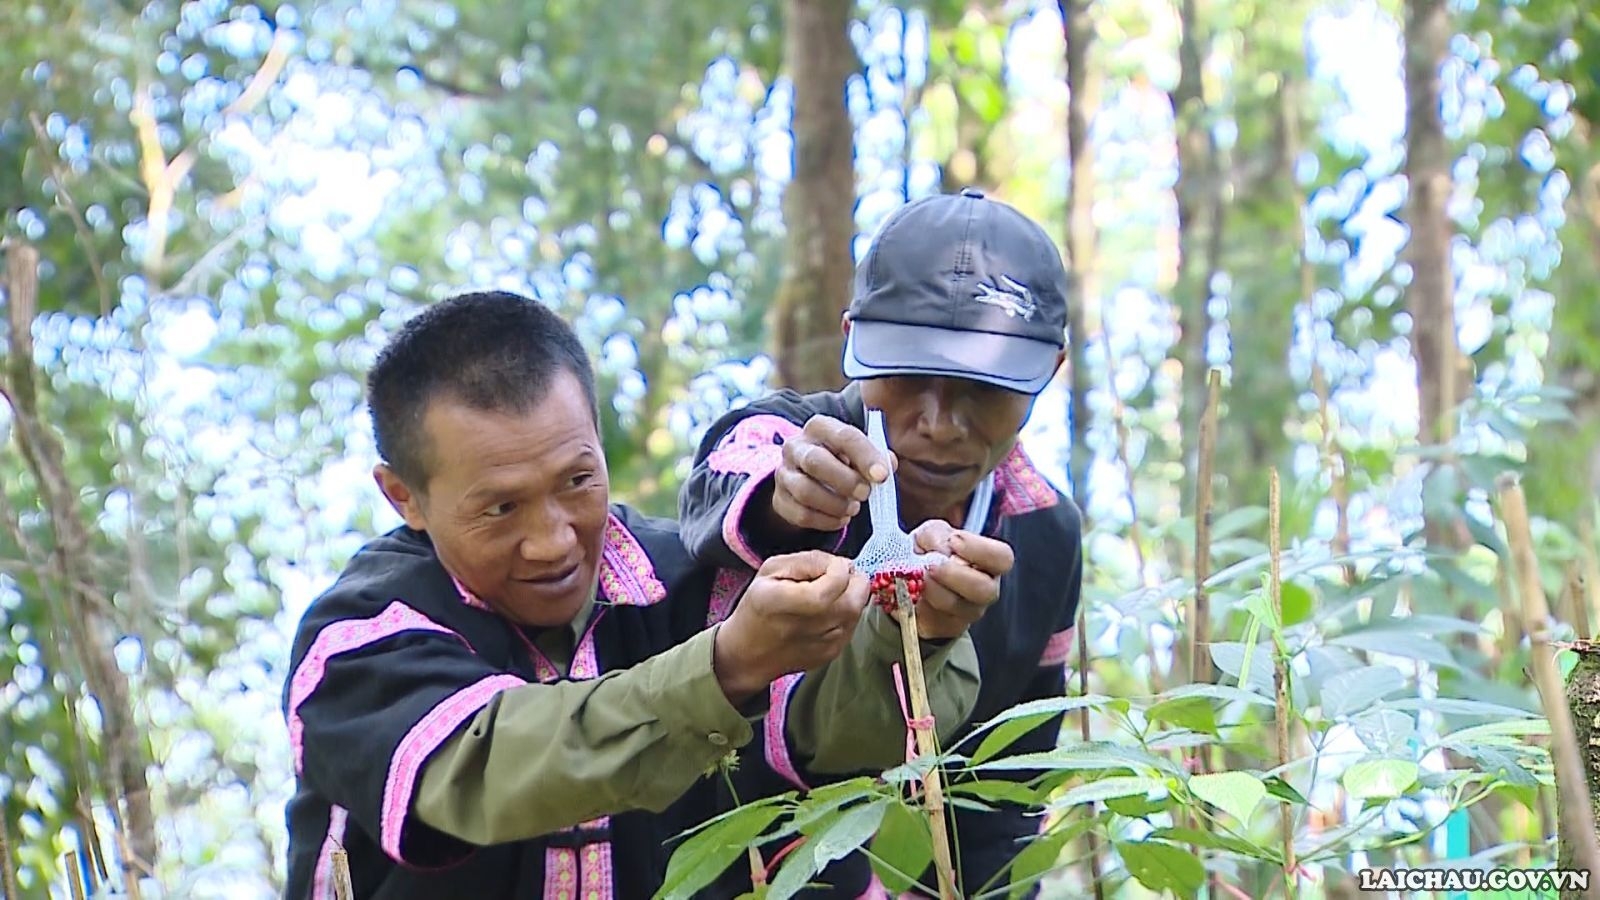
1320;665;1406;718
971;712;1056;765
1116;839;1205;899
959;694;1113;759
1342;759;1419;800
1153;682;1276;707
1188;771;1267;826
1005;820;1094;900
1386;697;1537;718
768;799;888;900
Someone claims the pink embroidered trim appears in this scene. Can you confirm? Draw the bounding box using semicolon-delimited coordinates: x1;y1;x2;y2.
706;415;801;476
544;846;576;900
311;805;349;900
379;673;527;862
1039;627;1076;667
993;444;1059;517
723;467;779;570
288;601;464;773
599;513;667;606
765;673;808;791
581;837;614;900
705;568;753;626
449;575;491;610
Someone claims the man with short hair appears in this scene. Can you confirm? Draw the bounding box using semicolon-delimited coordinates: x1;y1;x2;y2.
679;188;1085;898
282;290;994;899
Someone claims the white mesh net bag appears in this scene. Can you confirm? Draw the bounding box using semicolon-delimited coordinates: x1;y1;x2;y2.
852;408;949;578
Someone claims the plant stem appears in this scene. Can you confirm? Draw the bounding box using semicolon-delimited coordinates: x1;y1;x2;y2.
896;579;957;900
1076;605;1106;900
1270;469;1297;897
1496;475;1600;898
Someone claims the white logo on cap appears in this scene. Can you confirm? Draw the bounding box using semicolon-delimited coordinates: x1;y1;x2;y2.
973;275;1036;320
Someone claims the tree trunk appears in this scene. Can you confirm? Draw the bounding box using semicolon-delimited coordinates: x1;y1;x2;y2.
771;0;856;394
1402;0;1466;550
4;245;158;889
1061;0;1096;515
1170;0;1219;517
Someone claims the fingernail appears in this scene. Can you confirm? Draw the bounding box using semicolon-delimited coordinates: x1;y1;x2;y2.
854;484;870;501
847;501;860;516
869;464;888;482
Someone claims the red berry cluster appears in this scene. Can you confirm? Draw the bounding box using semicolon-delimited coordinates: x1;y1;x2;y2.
868;567;924;612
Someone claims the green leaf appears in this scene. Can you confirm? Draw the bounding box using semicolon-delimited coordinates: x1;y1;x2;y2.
1153;683;1276;707
1005;819;1093;900
971;743;1178;777
1148;826;1266;859
1262;775;1309;806
1386;697;1537;718
1351;709;1416;754
656;804;786;900
1148;695;1218;734
1209;641;1276;694
1115;839;1205;899
867;801;933;895
1047;775;1170;812
1320;665;1406;719
960;694;1113;759
1281;581;1314;626
1211;507;1268;539
1329;630;1458;669
1342;759;1419;801
1188;771;1267;826
1102;791;1174;817
769;799;889;900
971;712;1055;765
948;779;1043;806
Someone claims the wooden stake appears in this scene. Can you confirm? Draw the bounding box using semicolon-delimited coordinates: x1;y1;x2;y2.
1270;470;1297;897
1496;476;1600;898
895;579;957;900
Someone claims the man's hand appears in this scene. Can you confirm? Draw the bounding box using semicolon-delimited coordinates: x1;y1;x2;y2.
712;550;871;704
904;519;1015;641
767;414;896;534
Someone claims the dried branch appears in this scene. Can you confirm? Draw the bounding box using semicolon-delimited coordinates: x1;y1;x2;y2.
1496;476;1600;898
0;811;18;900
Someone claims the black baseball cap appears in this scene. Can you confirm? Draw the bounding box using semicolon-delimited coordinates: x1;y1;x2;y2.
842;187;1069;395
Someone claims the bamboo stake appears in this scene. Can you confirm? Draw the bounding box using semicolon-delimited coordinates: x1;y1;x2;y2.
1270;470;1297;897
895;579;956;900
1496;476;1600;898
0;815;17;900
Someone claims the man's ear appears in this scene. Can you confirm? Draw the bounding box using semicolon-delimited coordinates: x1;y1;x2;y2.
373;464;428;531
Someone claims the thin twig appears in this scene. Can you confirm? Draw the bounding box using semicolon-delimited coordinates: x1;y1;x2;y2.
896;579;956;900
1270;470;1297;897
1496;475;1600;898
26;113;113;317
0;811;18;900
1074;603;1105;900
1191;367;1221;685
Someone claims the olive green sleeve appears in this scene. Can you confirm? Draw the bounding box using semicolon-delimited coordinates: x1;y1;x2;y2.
412;625;756;845
782;605;981;774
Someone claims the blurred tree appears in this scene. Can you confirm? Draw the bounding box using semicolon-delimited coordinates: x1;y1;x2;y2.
770;0;854;393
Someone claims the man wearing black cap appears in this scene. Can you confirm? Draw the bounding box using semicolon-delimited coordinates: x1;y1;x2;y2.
678;188;1084;898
